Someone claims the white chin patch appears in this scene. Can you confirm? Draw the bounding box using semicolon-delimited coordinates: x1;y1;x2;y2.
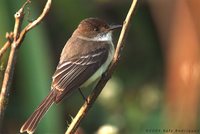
93;32;112;42
78;32;112;42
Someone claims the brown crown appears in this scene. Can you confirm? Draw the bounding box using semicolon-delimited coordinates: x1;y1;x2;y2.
74;18;110;38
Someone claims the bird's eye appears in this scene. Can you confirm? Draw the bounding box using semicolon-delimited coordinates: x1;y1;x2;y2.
94;27;99;31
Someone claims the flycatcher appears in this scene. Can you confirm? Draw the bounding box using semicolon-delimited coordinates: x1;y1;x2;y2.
20;18;121;134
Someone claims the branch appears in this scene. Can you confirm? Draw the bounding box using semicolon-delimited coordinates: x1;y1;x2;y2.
0;41;10;59
0;0;52;129
25;0;51;32
0;33;14;59
65;0;138;133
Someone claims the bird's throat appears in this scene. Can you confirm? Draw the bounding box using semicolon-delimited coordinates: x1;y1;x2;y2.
78;32;113;42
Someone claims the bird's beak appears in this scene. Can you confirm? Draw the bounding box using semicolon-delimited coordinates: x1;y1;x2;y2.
109;25;122;31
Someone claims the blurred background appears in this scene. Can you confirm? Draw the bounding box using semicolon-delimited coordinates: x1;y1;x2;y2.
0;0;200;133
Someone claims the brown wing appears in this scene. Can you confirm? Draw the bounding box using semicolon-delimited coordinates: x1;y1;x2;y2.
52;48;108;103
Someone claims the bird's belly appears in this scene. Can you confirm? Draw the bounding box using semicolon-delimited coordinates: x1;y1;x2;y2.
81;44;114;88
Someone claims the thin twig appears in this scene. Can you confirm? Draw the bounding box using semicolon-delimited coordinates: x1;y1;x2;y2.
0;33;14;59
65;0;138;133
0;41;11;59
0;0;52;129
25;0;51;32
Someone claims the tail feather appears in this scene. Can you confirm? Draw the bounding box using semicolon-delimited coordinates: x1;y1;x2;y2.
20;90;56;134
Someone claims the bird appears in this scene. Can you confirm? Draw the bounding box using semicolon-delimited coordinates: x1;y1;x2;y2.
20;18;121;134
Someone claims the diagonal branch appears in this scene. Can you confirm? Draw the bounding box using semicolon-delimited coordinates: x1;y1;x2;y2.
0;0;52;129
0;41;11;59
25;0;51;32
65;0;138;134
0;32;14;59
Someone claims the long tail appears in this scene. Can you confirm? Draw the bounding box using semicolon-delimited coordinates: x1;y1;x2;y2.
20;90;56;134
